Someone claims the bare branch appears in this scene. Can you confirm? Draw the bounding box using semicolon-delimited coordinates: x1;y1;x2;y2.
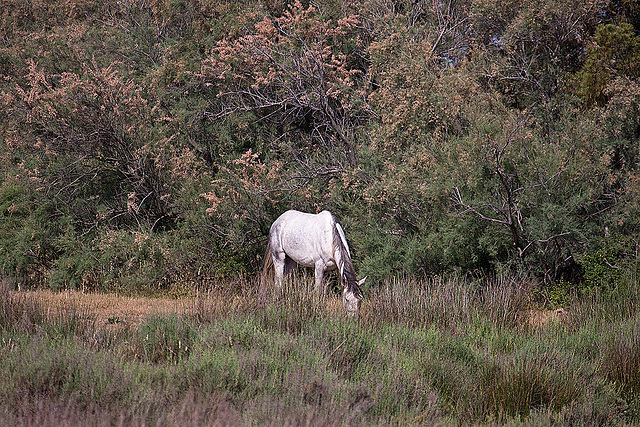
452;187;510;226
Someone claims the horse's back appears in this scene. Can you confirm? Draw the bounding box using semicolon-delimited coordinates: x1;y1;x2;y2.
272;210;334;233
274;209;331;221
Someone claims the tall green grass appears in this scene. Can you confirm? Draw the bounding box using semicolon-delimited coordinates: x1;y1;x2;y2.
1;274;639;425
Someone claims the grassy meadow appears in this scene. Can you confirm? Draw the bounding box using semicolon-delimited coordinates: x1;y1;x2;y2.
1;273;639;426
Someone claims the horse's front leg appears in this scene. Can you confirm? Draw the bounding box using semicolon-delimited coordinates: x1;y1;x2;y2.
314;261;326;295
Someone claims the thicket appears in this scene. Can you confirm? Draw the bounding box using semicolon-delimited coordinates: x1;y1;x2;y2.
1;0;640;291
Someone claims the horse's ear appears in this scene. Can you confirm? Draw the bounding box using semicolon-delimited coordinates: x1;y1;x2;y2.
357;276;367;286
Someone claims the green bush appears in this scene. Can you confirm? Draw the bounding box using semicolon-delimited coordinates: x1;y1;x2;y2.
581;246;624;291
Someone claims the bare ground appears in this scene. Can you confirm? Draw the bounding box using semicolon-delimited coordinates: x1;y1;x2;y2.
13;289;198;327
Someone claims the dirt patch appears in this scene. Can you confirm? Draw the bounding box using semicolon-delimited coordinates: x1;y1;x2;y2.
15;289;197;327
525;307;568;328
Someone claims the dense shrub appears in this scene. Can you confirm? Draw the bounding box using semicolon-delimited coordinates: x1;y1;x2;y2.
0;0;639;291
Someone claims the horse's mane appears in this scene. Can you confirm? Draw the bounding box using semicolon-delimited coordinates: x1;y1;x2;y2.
331;214;362;298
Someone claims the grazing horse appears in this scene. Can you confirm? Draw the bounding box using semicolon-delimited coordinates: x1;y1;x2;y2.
263;210;365;316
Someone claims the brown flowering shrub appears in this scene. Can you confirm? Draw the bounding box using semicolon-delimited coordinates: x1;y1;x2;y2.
201;0;370;167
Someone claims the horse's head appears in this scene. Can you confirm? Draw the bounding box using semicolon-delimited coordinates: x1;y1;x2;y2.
343;277;366;317
343;289;360;316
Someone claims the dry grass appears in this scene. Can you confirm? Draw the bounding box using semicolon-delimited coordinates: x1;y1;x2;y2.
5;279;567;332
5;279;354;330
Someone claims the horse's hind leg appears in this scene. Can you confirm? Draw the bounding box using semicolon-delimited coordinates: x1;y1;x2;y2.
314;262;326;295
273;252;286;289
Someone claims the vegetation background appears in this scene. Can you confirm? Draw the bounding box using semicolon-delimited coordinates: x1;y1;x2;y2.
2;0;639;291
1;0;640;424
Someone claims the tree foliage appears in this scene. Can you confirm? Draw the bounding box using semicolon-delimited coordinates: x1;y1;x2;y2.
0;0;639;290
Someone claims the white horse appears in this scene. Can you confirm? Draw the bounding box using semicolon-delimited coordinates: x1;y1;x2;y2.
263;210;365;316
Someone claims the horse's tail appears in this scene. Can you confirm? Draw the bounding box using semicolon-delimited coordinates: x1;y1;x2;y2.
260;240;274;292
333;219;362;298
